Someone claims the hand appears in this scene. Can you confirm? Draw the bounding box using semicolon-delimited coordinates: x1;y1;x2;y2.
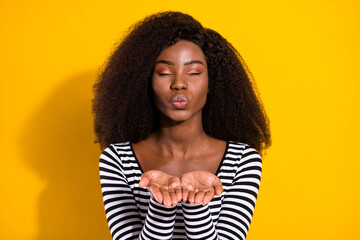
180;171;223;206
139;170;182;207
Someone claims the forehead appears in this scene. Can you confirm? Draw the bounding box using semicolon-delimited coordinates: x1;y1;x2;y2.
156;40;206;63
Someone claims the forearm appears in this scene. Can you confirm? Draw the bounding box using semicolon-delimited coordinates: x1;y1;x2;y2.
100;154;143;239
216;145;262;240
181;202;218;240
180;145;262;240
100;145;177;240
139;198;177;240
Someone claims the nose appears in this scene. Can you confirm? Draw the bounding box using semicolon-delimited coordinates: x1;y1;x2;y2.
170;73;187;90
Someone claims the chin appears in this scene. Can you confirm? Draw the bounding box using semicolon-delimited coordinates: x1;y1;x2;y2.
167;111;192;122
162;108;203;123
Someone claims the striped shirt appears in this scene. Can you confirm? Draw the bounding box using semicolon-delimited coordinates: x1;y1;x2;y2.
99;141;262;240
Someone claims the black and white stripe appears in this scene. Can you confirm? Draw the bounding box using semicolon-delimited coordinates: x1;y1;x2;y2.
99;141;262;240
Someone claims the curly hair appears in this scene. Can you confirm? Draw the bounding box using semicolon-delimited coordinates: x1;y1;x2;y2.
92;11;271;154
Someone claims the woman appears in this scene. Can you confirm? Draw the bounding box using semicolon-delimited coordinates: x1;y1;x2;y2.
93;11;271;240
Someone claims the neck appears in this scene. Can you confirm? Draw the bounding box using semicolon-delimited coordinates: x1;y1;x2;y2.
152;113;209;158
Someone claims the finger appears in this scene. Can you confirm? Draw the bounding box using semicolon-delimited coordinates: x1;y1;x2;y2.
150;186;163;203
194;191;205;204
168;178;181;201
214;186;223;196
175;187;182;202
169;180;181;201
182;188;189;202
169;191;179;206
138;175;150;187
213;177;223;195
181;181;194;202
188;191;196;204
161;189;172;207
202;191;215;206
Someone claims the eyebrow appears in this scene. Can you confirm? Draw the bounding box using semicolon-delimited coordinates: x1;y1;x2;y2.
155;60;204;66
184;60;204;65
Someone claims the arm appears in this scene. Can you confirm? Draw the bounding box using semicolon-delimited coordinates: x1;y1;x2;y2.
180;145;262;240
99;145;177;240
216;145;262;239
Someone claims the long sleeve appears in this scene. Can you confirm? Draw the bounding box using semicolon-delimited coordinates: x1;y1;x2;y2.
181;203;218;240
99;144;177;240
181;144;262;240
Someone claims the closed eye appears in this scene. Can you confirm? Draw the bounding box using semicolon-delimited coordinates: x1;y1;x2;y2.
187;69;202;76
188;72;201;76
157;72;172;76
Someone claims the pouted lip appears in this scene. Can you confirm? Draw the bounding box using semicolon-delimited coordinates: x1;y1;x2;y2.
170;94;189;109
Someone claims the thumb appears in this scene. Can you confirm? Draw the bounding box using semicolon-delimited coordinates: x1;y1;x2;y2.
213;177;223;195
139;174;150;187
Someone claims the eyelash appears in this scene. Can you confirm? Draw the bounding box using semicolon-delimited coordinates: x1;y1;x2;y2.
156;72;201;76
188;72;201;76
157;73;171;76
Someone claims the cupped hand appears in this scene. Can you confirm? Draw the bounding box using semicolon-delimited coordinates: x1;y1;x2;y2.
139;170;182;207
181;171;223;206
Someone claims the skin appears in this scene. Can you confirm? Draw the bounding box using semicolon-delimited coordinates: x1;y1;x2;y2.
135;40;226;207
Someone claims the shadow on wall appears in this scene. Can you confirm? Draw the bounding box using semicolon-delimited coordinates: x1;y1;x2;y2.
18;71;112;240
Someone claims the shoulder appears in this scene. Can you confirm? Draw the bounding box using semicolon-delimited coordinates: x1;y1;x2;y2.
102;142;132;155
225;142;262;181
99;142;133;168
227;141;262;164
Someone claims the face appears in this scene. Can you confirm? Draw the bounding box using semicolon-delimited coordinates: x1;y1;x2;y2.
152;40;209;123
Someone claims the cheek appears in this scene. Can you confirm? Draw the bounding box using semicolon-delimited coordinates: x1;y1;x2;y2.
202;77;210;103
151;76;161;96
199;77;209;97
192;78;209;107
151;78;169;106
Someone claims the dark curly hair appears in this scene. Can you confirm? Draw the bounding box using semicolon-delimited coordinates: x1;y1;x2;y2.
92;11;271;154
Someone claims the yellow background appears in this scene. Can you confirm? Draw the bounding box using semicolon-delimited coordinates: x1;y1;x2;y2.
1;0;359;239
